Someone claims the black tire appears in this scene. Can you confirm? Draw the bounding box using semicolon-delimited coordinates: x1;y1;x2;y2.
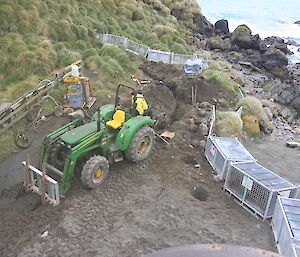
50;143;68;169
125;126;155;163
81;155;109;189
15;133;32;149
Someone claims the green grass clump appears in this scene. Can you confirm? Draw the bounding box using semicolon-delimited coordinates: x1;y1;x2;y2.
203;61;238;92
237;96;271;128
0;0;199;101
203;69;237;92
216;111;243;139
0;0;203;159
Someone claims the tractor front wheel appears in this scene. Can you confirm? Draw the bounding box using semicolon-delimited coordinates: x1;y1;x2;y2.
81;155;109;189
125;126;155;163
50;143;68;169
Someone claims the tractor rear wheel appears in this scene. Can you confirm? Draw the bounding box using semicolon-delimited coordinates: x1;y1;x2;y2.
125;126;155;163
50;143;68;169
81;155;109;189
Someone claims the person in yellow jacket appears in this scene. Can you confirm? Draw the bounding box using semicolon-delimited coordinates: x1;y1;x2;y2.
131;89;149;116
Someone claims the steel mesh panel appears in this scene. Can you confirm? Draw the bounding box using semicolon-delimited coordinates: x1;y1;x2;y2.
226;165;271;217
226;166;244;197
244;181;271;216
214;151;225;176
204;138;214;165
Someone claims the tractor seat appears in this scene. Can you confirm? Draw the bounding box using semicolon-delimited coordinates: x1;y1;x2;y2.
106;110;125;129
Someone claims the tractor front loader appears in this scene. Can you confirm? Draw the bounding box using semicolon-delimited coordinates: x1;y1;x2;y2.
23;85;156;206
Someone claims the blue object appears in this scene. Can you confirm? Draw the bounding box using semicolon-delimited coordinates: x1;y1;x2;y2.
67;83;84;108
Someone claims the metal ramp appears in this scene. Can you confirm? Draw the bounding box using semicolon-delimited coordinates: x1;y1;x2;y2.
22;161;60;206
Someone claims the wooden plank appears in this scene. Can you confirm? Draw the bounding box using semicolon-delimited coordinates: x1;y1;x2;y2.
0;60;81;136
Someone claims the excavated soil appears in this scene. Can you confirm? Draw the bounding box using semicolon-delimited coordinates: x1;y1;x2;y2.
0;62;287;257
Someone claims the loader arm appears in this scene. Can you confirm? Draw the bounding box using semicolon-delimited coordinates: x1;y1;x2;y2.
38;119;84;168
60;129;108;193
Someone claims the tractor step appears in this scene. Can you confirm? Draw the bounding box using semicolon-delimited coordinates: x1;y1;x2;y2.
113;151;123;162
22;161;60;206
109;143;123;162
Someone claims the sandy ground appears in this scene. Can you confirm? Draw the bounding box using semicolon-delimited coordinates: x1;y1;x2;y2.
0;137;277;257
245;140;300;190
0;62;299;257
0;117;69;192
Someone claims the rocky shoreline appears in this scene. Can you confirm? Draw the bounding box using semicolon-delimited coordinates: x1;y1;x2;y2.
190;15;300;142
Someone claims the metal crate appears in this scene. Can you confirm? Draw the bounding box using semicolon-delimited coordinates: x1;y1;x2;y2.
224;162;298;220
204;136;255;180
272;197;300;257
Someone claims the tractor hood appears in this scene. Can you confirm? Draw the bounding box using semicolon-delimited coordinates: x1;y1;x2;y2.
60;121;98;145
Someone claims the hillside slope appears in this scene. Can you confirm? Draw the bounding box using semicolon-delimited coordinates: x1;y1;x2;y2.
0;0;204;100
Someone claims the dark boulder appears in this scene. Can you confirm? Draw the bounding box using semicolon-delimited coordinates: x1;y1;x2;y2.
231;25;252;48
294;20;300;25
215;19;229;34
262;47;289;78
231;25;261;50
275;43;293;55
263;36;284;45
271;82;299;105
245;50;263;68
193;14;214;36
262;48;288;68
250;34;261;50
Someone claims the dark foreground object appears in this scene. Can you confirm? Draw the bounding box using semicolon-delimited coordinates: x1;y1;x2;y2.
145;244;282;257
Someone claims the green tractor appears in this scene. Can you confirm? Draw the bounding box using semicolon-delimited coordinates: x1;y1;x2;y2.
27;84;156;202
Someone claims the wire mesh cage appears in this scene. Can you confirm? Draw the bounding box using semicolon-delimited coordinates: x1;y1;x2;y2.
272;197;300;257
204;136;255;180
224;162;298;220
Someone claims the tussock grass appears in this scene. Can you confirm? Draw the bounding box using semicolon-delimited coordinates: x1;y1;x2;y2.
237;96;271;127
0;0;198;100
203;61;239;92
216;111;243;139
0;0;203;158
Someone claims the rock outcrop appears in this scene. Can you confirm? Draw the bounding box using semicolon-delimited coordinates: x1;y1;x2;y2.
193;14;214;36
215;19;229;34
262;48;289;78
207;36;231;50
231;25;252;48
231;25;262;50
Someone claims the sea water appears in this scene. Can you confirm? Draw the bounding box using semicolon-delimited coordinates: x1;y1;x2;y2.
197;0;300;63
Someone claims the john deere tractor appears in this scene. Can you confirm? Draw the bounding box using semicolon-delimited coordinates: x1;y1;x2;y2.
36;84;155;194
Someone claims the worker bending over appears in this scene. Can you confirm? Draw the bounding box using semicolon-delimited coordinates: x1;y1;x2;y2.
132;90;150;116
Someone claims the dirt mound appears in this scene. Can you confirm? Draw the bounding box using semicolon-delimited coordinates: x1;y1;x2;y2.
140;62;236;106
143;84;176;126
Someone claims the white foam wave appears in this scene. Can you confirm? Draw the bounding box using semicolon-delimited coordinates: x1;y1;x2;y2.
287;45;300;64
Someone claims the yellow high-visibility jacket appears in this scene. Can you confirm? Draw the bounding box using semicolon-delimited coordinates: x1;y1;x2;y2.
132;93;148;115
